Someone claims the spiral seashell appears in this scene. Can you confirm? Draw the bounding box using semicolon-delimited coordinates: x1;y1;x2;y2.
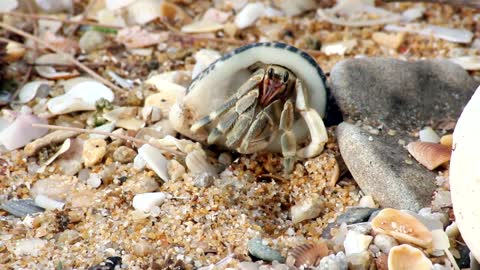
287;242;329;268
407;141;451;170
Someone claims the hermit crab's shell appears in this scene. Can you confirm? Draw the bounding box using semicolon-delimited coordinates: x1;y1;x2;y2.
169;42;327;152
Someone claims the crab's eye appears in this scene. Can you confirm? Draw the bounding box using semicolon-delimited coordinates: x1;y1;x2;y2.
267;68;274;79
282;71;289;83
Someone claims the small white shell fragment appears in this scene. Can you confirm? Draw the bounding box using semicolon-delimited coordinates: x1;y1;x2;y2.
388;244;432;270
37;138;72;173
181;20;224;33
86;173;102;188
5;41;26;62
107;71;133;89
185;149;217;175
145;87;185;117
133;154;147;170
274;0;315;16
358;195;377;208
89;123;116;139
0;0;18;12
290;193;324;224
138;144;169;181
127;0;163;25
59;76;96;92
449;56;480;71
385;24;473;44
419;127;440;143
450;85;480;261
18;80;53;104
14;238;47;257
445;222;459;239
192;49;222;79
0;113;48;151
401;5;425;22
105;0;135;10
234;2;265;29
35;53;79;79
321;40;357;56
317;0;402;27
34;194;65;210
132;192;169;212
431;229;450;253
47;81;114;114
343;230;373;256
146;71;191;88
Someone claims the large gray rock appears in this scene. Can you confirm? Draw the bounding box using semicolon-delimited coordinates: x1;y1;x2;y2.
336;122;436;211
329;58;478;130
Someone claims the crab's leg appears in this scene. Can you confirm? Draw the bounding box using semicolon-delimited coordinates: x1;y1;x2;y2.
238;100;282;153
295;79;328;159
279;99;296;173
190;68;265;133
225;98;257;148
207;89;259;144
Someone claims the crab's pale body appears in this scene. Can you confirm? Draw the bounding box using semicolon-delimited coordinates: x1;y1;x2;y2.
169;42;328;171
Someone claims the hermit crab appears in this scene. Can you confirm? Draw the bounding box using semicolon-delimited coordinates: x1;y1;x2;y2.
169;42;328;172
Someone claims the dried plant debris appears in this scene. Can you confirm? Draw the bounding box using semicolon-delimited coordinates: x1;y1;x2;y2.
0;0;475;269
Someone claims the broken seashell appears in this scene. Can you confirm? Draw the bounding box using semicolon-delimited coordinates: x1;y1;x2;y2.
35;53;79;79
321;40;357;56
34;194;65;210
407;141;451;170
234;2;265;29
1;199;44;217
343;230;373;256
181;20;225;33
18;80;53;104
419;127;440;143
290;193;324;224
132;192;169;212
185;149;217;176
145;87;185;119
440;134;453;149
0;0;18;12
449;56;480;71
5;41;26;62
371;32;405;50
371;208;433;248
0;112;48;151
128;0;163;25
385;24;473;44
388;244;432;270
115;27;168;48
37;138;72;173
138;144;169;181
273;0;316;16
105;0;135;10
47;81;114;114
287;242;329;268
192;49;222;79
145;71;191;88
159;1;191;26
317;0;402;27
203;8;231;24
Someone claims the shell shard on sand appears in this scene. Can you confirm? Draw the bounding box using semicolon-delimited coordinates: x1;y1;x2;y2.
407;141;451;170
371;208;433;248
287;242;329;268
388;244;432;270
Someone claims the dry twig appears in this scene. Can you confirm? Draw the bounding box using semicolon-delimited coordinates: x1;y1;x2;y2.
31;123;184;156
0;22;125;92
383;0;480;8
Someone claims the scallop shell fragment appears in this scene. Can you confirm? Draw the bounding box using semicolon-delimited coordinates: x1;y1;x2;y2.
35;53;79;79
287;242;329;268
18;80;53;104
407;141;451;170
371;208;433;248
388;244;432;270
47;81;114;114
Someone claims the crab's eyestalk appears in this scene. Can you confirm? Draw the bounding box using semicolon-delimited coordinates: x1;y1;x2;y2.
260;66;294;106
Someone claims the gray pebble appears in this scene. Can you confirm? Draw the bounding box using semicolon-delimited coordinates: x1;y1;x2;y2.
373;234;398;254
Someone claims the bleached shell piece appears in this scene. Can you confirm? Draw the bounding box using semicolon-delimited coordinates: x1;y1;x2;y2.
37;138;71;173
59;77;97;92
5;41;26;62
407;141;451;170
34;194;65;210
158;1;191;25
103;107;138;122
145;86;185;117
105;0;135;10
287;242;329;268
290;193;324;224
35;53;79;79
449;56;480;71
385;24;473;44
371;208;433;248
388;244;432;270
0;113;48;151
343;230;373;256
321;40;357;56
317;0;402;27
14;238;47;257
0;0;18;12
145;71;191;88
274;0;316;16
431;229;450;252
185;149;217;175
132;192;169;212
138;144;169;181
181;20;224;33
90;123;116;139
419;127;440;143
18;80;53;103
47;81;114;114
192;49;222;79
127;0;163;25
115;119;145;131
234;2;265;29
450;85;480;261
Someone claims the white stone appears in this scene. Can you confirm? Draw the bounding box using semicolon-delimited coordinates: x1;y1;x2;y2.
419;126;440;143
132;192;169;212
343;230;373;256
138;144;169;181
